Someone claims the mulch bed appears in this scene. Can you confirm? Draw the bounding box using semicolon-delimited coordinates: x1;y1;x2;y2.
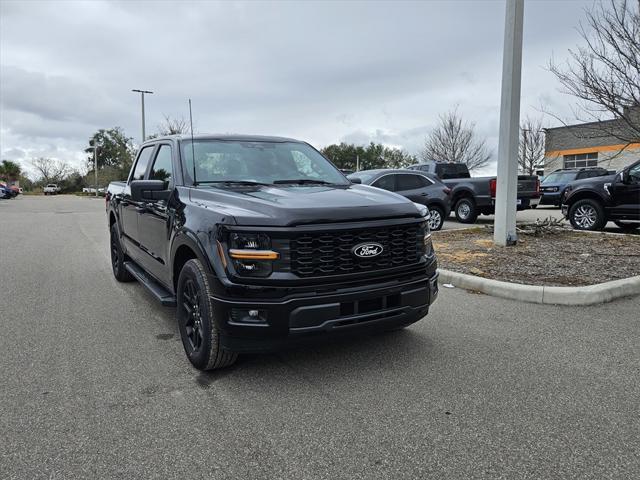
433;228;640;287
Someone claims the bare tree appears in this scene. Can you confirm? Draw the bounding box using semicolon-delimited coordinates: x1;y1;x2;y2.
421;109;492;171
157;114;190;136
30;157;72;184
519;117;546;175
548;0;640;143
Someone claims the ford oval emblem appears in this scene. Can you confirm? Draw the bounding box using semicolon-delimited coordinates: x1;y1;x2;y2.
352;242;384;258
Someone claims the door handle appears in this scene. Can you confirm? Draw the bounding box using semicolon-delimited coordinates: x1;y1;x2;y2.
135;204;149;213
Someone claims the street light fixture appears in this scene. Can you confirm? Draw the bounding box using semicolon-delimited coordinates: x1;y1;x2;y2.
131;89;154;142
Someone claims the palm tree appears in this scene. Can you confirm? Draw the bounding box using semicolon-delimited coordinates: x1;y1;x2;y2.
0;160;22;183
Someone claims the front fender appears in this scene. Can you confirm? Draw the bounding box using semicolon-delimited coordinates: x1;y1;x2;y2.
170;228;218;281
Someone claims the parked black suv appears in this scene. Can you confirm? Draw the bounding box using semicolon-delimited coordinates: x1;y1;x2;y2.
106;135;439;370
562;159;640;231
540;167;610;207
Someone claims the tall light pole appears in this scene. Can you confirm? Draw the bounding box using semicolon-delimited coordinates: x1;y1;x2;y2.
132;89;153;142
494;0;524;246
87;145;99;197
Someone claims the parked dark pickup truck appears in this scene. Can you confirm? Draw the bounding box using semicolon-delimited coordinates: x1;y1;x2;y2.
562;159;640;231
408;161;540;223
107;134;439;370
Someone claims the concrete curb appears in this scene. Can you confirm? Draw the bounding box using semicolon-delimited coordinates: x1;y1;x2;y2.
438;269;640;305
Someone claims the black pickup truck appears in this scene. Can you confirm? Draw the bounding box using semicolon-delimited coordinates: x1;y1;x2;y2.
106;134;439;370
562;159;640;231
408;161;540;223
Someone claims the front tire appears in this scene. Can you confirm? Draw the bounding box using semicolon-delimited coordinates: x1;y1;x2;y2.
454;197;478;224
176;259;238;371
568;199;606;231
427;205;445;231
110;224;135;282
614;221;639;232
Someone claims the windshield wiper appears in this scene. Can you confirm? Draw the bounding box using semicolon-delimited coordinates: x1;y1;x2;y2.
272;179;332;185
199;180;271;186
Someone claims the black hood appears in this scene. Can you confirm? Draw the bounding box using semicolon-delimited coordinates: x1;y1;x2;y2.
189;184;422;227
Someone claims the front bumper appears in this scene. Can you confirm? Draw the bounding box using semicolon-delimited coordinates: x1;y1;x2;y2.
211;270;439;353
540;193;561;205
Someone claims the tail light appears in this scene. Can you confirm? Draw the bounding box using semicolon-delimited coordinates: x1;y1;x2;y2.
489;178;497;198
535;179;540;194
443;187;452;195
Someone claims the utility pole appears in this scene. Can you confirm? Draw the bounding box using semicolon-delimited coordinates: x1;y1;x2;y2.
94;146;98;197
356;154;360;172
132;89;153;142
88;144;99;197
494;0;524;246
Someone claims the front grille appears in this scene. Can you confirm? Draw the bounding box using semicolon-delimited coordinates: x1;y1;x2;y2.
290;222;424;277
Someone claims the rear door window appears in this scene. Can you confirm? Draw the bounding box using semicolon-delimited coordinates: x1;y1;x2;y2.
130;146;155;181
396;174;427;191
372;175;396;191
149;144;173;188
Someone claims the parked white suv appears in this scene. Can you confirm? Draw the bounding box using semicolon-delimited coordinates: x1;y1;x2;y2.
43;184;61;195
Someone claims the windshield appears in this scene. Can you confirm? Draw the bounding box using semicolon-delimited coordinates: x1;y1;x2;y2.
181;140;349;186
542;172;576;184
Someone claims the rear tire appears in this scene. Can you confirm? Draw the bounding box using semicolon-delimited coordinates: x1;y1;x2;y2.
568;199;606;231
614;221;639;232
110;223;135;282
454;197;478;224
176;259;238;371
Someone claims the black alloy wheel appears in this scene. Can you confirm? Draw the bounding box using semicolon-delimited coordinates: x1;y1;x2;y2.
110;224;134;282
176;259;237;370
181;279;204;353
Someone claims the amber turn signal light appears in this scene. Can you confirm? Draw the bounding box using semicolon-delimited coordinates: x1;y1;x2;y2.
228;249;279;260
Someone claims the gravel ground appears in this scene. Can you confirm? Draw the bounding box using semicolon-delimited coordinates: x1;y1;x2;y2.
433;228;640;286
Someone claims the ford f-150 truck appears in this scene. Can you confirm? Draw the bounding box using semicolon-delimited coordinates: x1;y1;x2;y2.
107;135;439;370
408;161;540;223
562;159;640;231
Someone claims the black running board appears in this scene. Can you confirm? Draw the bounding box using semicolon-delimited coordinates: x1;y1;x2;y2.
124;261;176;307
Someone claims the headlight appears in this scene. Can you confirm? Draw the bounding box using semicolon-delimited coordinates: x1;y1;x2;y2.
563;186;572;201
424;232;433;256
413;202;429;218
228;232;278;277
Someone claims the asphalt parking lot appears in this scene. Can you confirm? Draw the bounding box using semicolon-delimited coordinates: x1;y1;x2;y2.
1;195;639;479
442;205;630;232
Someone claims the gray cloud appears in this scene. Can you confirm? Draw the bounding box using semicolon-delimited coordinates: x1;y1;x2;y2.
1;0;594;176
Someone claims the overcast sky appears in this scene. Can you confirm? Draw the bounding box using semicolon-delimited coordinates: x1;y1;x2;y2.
1;0;596;177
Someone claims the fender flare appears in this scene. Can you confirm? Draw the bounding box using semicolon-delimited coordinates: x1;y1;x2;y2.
170;228;221;291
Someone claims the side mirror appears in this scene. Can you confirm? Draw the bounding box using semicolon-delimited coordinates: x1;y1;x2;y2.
130;180;170;202
350;177;362;184
620;170;630;184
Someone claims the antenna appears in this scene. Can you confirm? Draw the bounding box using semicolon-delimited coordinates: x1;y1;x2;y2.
189;99;197;186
